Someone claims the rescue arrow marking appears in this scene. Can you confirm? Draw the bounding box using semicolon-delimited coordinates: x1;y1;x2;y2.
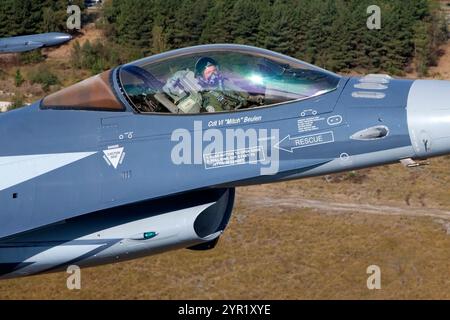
274;131;335;153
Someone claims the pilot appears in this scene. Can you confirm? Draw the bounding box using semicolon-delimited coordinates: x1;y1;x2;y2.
195;57;264;113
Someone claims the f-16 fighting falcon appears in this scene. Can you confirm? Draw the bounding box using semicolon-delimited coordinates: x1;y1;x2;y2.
0;32;72;53
0;44;448;279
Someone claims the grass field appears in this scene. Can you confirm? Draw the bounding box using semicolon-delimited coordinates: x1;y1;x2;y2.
1;157;450;299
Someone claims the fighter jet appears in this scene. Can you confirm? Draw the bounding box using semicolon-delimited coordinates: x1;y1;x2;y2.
0;44;447;279
0;32;72;53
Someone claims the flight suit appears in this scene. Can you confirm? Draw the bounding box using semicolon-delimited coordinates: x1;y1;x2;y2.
201;90;245;112
200;79;264;113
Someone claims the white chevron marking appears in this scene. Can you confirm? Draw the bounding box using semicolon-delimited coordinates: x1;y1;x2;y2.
0;152;97;191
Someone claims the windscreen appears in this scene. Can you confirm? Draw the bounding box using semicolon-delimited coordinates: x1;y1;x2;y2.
119;46;340;114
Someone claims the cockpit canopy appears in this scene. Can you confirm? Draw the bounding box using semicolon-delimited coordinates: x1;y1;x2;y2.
119;45;341;114
41;45;341;113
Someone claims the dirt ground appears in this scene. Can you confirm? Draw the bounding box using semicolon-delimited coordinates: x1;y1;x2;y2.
45;24;104;60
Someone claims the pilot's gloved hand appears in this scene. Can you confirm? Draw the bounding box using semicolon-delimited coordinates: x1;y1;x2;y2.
247;94;265;105
205;105;216;113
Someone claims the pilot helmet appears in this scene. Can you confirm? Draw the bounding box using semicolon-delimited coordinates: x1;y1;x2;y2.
195;57;222;86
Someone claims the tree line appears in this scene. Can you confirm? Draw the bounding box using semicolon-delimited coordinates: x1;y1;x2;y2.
102;0;448;75
0;0;84;36
0;0;447;75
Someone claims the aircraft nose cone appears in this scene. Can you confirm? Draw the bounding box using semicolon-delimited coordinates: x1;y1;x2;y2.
43;32;72;45
407;80;450;157
55;33;72;42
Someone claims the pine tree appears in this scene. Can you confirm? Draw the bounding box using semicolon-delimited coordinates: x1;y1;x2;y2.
413;21;431;76
152;25;168;54
200;0;237;44
15;69;24;87
258;1;296;56
229;0;262;45
170;0;210;48
114;0;153;50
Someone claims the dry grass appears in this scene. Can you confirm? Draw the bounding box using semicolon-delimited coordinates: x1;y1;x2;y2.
1;159;450;299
